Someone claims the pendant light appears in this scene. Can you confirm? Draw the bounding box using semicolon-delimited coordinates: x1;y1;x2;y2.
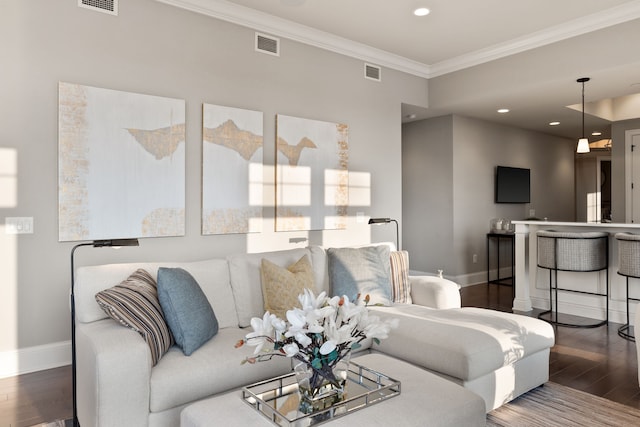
576;77;590;153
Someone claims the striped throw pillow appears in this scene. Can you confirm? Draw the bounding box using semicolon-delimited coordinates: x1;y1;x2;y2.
95;269;174;366
390;250;412;304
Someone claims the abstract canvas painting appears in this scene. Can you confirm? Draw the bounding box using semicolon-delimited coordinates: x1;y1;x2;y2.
275;114;349;231
202;104;263;234
58;82;185;241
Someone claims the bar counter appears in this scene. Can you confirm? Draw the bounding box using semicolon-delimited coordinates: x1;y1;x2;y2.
512;220;640;323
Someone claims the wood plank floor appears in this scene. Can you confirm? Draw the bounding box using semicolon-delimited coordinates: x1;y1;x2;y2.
0;365;71;427
1;282;638;426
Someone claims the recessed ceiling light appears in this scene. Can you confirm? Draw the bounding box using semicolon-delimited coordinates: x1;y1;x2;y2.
549;121;560;126
414;7;430;16
497;108;509;114
406;114;417;119
592;131;602;136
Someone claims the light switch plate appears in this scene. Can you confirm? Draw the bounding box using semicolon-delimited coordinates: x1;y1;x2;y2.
5;217;34;234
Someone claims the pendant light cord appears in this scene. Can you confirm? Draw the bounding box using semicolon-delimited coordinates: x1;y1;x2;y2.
581;80;585;139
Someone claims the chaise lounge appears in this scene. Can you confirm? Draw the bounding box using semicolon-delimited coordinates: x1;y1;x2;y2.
75;244;555;426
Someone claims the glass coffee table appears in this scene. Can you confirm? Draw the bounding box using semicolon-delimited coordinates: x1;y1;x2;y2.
241;360;401;426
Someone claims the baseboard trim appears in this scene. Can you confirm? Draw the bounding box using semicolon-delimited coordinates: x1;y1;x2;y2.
530;296;627;324
0;341;71;379
453;271;488;287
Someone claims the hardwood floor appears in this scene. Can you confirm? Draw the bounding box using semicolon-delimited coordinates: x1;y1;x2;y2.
0;365;71;427
1;283;638;426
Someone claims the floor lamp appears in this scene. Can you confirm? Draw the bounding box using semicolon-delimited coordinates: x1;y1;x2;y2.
368;217;399;250
70;239;139;427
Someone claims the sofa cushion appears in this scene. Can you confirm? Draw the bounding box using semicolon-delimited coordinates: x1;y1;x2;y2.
158;267;218;356
228;248;323;327
327;245;392;305
149;327;292;412
369;305;555;381
261;255;315;319
95;269;174;366
390;250;412;304
76;260;238;329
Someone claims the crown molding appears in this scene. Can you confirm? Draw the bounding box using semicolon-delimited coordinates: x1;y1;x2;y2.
155;0;431;78
157;0;640;80
429;1;640;78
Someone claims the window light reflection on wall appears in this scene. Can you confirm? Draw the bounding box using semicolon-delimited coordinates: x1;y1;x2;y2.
0;148;18;208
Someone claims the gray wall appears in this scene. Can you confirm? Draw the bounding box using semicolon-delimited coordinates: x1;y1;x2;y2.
612;118;640;222
0;0;428;370
402;116;455;273
403;115;575;281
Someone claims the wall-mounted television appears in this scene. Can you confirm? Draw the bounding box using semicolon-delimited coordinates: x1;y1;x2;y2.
495;166;530;204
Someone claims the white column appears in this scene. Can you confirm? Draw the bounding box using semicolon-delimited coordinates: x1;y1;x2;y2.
513;223;532;311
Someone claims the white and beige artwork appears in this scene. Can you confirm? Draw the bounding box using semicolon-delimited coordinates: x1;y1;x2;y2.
202;104;263;234
58;82;185;242
275;114;349;231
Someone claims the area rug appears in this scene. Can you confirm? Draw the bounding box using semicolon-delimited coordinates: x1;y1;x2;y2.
487;382;640;426
32;420;72;427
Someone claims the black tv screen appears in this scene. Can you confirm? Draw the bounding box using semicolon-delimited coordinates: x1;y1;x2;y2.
495;166;530;204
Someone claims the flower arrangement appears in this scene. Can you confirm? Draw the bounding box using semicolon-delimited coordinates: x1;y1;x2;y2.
236;289;398;405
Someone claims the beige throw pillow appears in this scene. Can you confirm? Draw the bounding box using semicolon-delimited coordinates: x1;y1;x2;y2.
260;255;315;319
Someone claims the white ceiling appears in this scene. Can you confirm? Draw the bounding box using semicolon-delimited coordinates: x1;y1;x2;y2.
159;0;640;140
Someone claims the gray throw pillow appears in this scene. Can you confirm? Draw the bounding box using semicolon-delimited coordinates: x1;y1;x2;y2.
327;245;393;306
157;267;218;356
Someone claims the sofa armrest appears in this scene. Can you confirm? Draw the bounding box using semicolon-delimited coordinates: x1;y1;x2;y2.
409;276;461;309
76;319;152;427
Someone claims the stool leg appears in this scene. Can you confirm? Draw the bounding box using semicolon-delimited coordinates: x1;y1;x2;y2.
618;277;635;341
554;269;558;324
606;268;609;324
627;277;631;328
549;270;557;322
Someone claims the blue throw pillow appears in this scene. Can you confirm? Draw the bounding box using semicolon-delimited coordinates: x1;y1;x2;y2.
157;267;218;356
327;245;393;306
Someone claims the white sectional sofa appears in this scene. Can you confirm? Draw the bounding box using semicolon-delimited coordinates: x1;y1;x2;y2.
75;245;555;427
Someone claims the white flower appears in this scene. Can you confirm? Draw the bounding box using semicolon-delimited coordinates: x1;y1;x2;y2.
363;316;399;340
283;343;299;357
319;340;336;355
271;316;287;334
294;331;312;348
338;295;366;321
239;290;397;369
245;312;275;355
299;289;326;311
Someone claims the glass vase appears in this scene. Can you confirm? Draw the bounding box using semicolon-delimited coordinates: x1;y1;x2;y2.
293;352;350;415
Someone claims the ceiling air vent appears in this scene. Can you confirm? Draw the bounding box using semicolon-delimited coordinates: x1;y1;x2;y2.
364;63;382;82
78;0;118;15
255;33;280;56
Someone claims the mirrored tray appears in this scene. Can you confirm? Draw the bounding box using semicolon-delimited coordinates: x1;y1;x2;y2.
241;361;401;427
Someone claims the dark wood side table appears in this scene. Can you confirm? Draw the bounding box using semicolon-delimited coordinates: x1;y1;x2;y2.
486;232;515;293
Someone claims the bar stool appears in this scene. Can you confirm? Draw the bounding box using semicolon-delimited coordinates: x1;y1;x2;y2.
615;232;640;341
537;230;609;328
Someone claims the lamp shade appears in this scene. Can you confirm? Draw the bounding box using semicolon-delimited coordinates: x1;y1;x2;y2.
576;77;591;154
368;217;392;224
576;138;590;153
